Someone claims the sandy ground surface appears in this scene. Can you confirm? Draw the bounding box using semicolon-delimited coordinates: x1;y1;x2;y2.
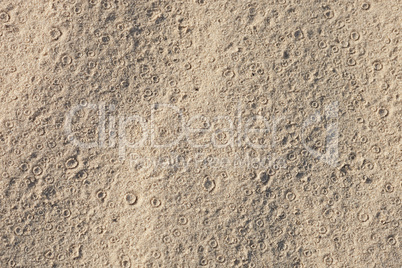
0;0;401;267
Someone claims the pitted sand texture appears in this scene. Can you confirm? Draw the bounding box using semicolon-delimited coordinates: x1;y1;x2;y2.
0;0;401;267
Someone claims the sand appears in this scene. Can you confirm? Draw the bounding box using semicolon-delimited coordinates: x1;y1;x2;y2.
0;0;401;267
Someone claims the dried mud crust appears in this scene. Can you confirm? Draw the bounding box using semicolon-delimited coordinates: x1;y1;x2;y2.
0;0;401;267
